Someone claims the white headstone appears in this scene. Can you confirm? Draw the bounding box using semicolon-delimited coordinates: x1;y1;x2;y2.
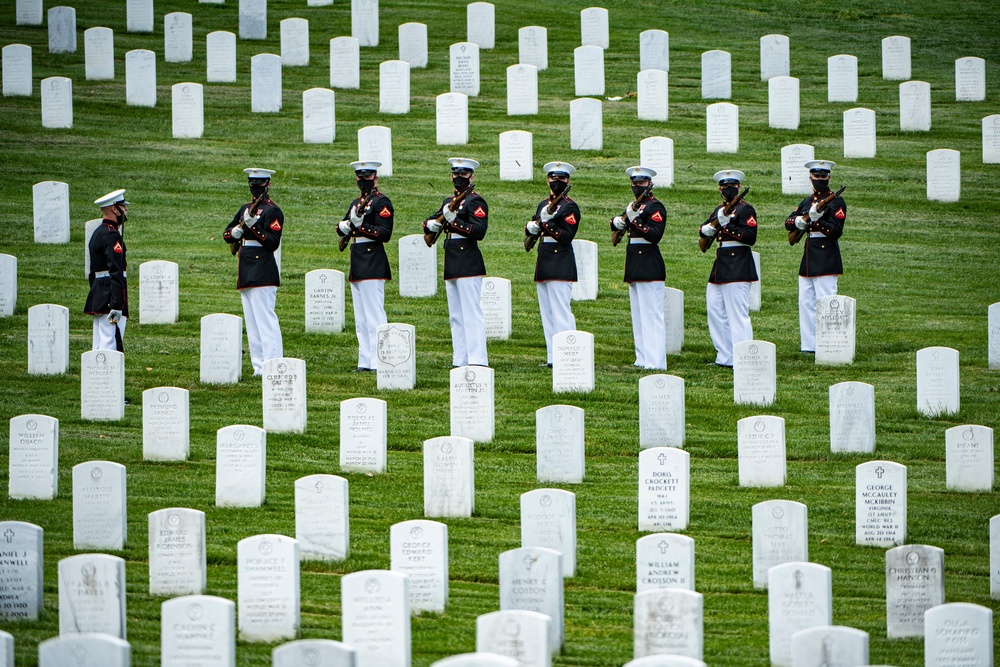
899;81;931;131
237;534;299;642
280;18;309;67
142;387;189;461
580;7;608;48
843;107;876;159
638;374;684;449
760;34;790;81
768;563;832;667
536;405;585;484
215;424;265;507
916;346;959;417
341;570;411;665
623;659;705;667
73;460;126;551
450;42;480;97
749;251;761;312
518;26;547;71
33;181;70;243
8;414;58;500
507;64;538;116
637;69;668;122
829;381;875;453
768;76;799;130
330;37;360;89
451;366;494;442
84;219;101;277
814;294;855;364
424;435;475;517
207;31;237;83
570;97;602;151
499;130;532;181
358;125;393;176
945;424;994;492
983;115;1000;164
885;544;944;638
706;102;738;153
924;603;993;667
855;461;906;547
570;239;598;300
639;29;669;72
161;595;234;667
738;416;786;487
701;50;731;99
498;547;564;651
58;553;126;637
521;489;576;577
164;13;192;63
273;640;355;667
239;0;266;40
926;148;960;202
636;533;694;593
28;303;69;375
262;358;306;433
340;397;387;473
574;45;604;97
881;36;911;80
476;610;552;667
781;144;814;195
0;255;13;318
148;508;206;596
295;474;349;561
391;519;449;613
172;82;204;139
376;322;416;391
16;0;43;25
138;260;178;323
827;55;858;102
304;269;344;331
399;236;436;296
633;589;703;661
992;514;1000;599
125;49;156;107
552;330;594;393
41;76;72;128
638;447;689;532
39;634;130;665
302;88;335;144
752;500;808;589
200;313;242;383
733;340;776;406
398;23;427;68
351;0;379;47
80;350;125;421
467;2;495;49
0;521;43;620
379;60;410;114
48;7;77;54
790;625;869;667
663;285;684;353
640;137;673;188
251;53;282;113
3;44;32;97
0;629;8;665
126;0;153;32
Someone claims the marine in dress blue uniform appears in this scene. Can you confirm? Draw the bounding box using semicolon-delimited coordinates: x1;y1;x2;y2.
85;189;130;352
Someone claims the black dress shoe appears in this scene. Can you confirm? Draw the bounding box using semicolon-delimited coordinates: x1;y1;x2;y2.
538;362;553;368
352;367;374;372
123;397;131;405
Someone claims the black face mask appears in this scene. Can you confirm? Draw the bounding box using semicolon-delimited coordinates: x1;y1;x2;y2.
549;180;568;197
452;175;471;191
632;184;649;197
357;179;375;195
811;179;830;193
114;205;128;224
250;183;268;199
720;185;739;202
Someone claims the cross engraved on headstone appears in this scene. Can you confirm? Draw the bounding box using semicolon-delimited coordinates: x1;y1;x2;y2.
875;466;885;478
3;528;13;543
554;411;562;423
314;480;324;493
73;645;87;665
657;540;670;554
658;453;667;465
794;569;803;590
819;634;834;667
523;554;538;570
320;274;327;284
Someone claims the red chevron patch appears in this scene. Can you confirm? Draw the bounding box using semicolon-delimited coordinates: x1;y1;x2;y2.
270;221;282;231
651;211;663;222
835;208;845;220
112;241;123;253
473;206;486;218
747;216;757;227
379;206;391;218
565;213;577;225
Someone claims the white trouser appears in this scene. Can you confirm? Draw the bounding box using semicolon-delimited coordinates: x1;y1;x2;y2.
798;275;838;352
706;281;753;366
446;276;488;367
92;314;127;352
537;281;576;364
240;286;283;375
629;281;666;370
351;280;387;369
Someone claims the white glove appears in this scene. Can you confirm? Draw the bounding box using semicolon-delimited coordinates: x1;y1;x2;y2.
700;223;718;237
108;309;122;324
349;206;364;227
425;219;443;233
442;206;458;223
625;205;641;222
716;209;733;226
339;219;353;235
243;208;259;227
794;215;808;230
808;203;822;222
230;224;244;239
612;216;627;230
526;220;541;235
539;206;557;223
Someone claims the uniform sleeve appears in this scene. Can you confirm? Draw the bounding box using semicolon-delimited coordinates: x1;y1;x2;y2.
244;203;282;252
223;206;246;245
785;197;810;231
539;199;580;246
357;195;393;242
450;195;488;241
815;197;846;240
630;200;665;244
104;230;127;310
720;202;758;246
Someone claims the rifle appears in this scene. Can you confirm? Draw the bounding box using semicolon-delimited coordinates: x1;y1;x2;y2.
611;184;653;247
423;184;475;248
698;185;750;253
788;185;846;246
524;184;572;252
338;190;377;252
230;187;269;256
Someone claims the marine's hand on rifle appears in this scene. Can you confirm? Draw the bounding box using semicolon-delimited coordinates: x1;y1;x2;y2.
700;223;718;237
108;309;122;324
612;216;627;230
794;215;808;230
441;206;458;223
349;206;364;227
526;220;541;235
243;209;259;226
808;203;822;222
338;220;353;235
625;205;641;222
425;218;443;233
539;206;558;223
716;209;733;226
230;224;244;239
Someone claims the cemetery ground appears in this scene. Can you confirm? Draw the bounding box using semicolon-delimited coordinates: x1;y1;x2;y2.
1;0;998;665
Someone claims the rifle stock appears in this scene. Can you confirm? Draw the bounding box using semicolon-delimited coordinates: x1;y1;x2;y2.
788;185;846;246
423;185;475;248
231;188;268;256
338;191;376;252
524;184;572;252
612;184;653;247
699;185;750;253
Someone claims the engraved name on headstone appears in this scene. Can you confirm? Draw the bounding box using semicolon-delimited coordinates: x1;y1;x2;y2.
926;148;960;203
237;534;300;641
881;36;911;80
752;500;807;589
305;269;344;331
499;547;563;652
161;595;234;667
148;508;206;596
733;340;776;406
28;303;69;375
767;562;832;667
637;69;668;122
295;474;349;561
32;181;70;243
215;425;266;507
899;81;931;131
330;37;360;89
476;609;551;667
73;461;126;551
262;357;306;434
521;489;577;577
8;414;58;499
80;350;125;421
142;387;189;461
138;260;178;323
0;521;43;620
570;98;602;151
781;144;814;195
955;56;986;101
640;137;674;188
916;346;959;417
340;397;387;473
706;102;738;153
984;116;1000;165
499;130;533;181
342;570;411;665
437;92;469;146
945;424;994;492
399;23;427;68
507;64;539;116
376;322;416;391
450;42;480;97
829;381;875;453
58;553;126;638
639;374;684;449
738;416;786;487
638;447;689;532
391;519;449;613
172;82;204;139
280;18;309;67
519;26;547;71
451;366;494;442
303;88;335;144
164;13;193;63
815;294;855;365
398;236;436;296
41;76;73;128
207;31;237;83
536;405;585;484
885;544;944;638
924;603;993;667
636;533;694;593
856;461;906;547
580;7;609;49
424;435;474;518
84;28;114;81
843;108;876;159
633;588;703;661
827;55;858;102
552;330;594;393
380;60;410;114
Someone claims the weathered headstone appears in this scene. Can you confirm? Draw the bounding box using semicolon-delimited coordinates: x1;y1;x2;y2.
781;144;814;195
142;387;189;461
207;31;237;83
753;500;807;589
855;461;906;547
499;547;564;652
768;562;832;667
172;82;204;139
251;53;282;113
304;269;344;332
138;260;178;323
983;116;1000;165
215;424;266;507
519;26;547;71
357;125;393;176
164;13;192;63
637;69;668;122
398;23;427;68
633;589;703;661
126;0;153;32
451;366;494;442
303;88;336;144
552;330;594;393
273;640;356;666
84;28;114;81
39;634;130;665
827;55;858;102
706;102;738;153
536;405;585;484
27;303;69;375
790;625;869;667
80;350;125;421
815;295;855;364
479;277;511;340
262;358;306;433
521;489;576;577
580;7;609;48
476;609;552;667
341;570;411;664
0;521;43;620
41;76;72;128
33;181;70;243
58;553;126;637
916;346;959;416
16;0;43;25
48;7;77;54
280;18;309;67
330;37;360;89
738;416;786;487
570;239;598;301
148;508;206;596
395;237;436;294
926;148;960;202
924;603;993;667
380;60;410;114
3;44;32;97
768;76;799;130
843;107;876;159
733;340;776;406
881;36;911;80
638;447;689;532
639;29;669;72
8;414;58;499
638;374;684;449
200;313;242;383
829;381;875;453
885;544;944;638
945;425;994;492
125;49;156;107
237;534;299;642
295;474;350;561
570;97;602;150
424;435;475;517
351;0;379;47
161;595;234;667
574;45;604;97
376;322;416;391
507;64;539;116
239;0;266;40
339;397;387;473
437;92;469;146
73;461;126;551
701;50;731;99
760;34;790;81
636;533;694;593
500;130;533;181
391;519;449;612
899;81;931;131
640;137;674;188
467;2;495;49
450;42;480;96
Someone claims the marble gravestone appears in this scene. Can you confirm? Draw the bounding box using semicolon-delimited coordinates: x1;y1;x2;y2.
330;37;361;89
637;70;668;122
499;547;564;652
519;26;548;71
638;447;689;532
239;0;267;40
768;563;832;667
127;0;153;32
924;603;993;667
476;609;552;667
881;36;911;80
237;534;300;642
351;0;379;47
640;30;669;72
790;626;869;667
73;461;126;551
749;252;761;312
521;489;577;577
16;0;43;25
358;125;393;176
424;435;475;518
0;521;43;620
391;519;449;613
926;148;960;203
991;301;1000;366
899;81;931;131
172;82;204;139
706;103;738;153
280;18;309;67
295;474;350;561
752;500;807;589
827;55;858;102
507;64;539;116
303;88;336;144
39;635;130;666
815;295;856;365
251;54;282;113
467;2;495;49
945;425;994;492
663;288;684;354
843;108;876;159
84;219;101;277
738;416;786;487
856;461;906;547
733;340;776;406
571;239;598;300
28;303;69;375
33;181;70;243
48;7;77;54
215;425;266;507
829;381;875;453
142;387;189;461
304;269;344;332
580;7;609;49
633;588;703;661
262;358;306;434
636;533;695;593
781;144;814;195
58;553;127;638
641;137;674;188
161;595;234;667
0;630;9;665
380;60;410;115
955;56;986;102
80;350;125;421
574;45;604;97
341;570;411;666
376;322;416;391
481;278;511;339
552;330;594;393
164;13;193;63
760;34;790;81
450;42;480;97
8;414;59;499
638;374;685;449
992;515;999;600
536;405;585;484
768;76;799;130
570;98;602;150
624;659;705;667
41;76;72;129
340;397;387;473
148;508;205;596
273;640;356;667
200;313;242;384
399;23;428;68
437;92;469;145
701;50;731;99
916;346;959;417
207;31;237;83
84;28;114;81
138;260;178;323
885;544;944;638
125;49;156;107
451;366;494;442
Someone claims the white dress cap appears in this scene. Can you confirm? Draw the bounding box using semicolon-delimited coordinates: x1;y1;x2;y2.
351;160;382;172
448;157;480;171
625;165;657;180
713;169;746;183
243;167;276;180
94;189;127;207
543;161;576;176
804;159;835;172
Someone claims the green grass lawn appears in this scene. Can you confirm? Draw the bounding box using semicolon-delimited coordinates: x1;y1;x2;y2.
1;0;998;664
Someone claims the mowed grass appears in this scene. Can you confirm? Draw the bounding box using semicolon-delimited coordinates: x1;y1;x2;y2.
1;0;998;665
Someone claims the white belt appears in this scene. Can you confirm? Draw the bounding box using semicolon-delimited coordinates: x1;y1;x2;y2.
629;238;651;245
809;232;827;238
243;240;262;247
448;232;467;239
540;237;558;243
720;241;748;247
94;270;125;278
354;237;374;244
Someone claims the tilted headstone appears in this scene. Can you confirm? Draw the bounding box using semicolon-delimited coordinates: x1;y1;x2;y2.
856;461;906;547
380;60;410;115
843;107;876;159
733;340;776;406
280;18;309;67
450;42;480;97
303;88;336;144
341;570;411;664
207;31;237;83
639;30;669;72
28;303;69;375
633;589;703;661
3;44;32;97
536;405;585;484
768;562;832;667
304;269;344;332
164;13;193;63
16;0;43;25
41;76;72;128
138;260;178;323
262;357;307;433
126;0;153;32
701;50;731;99
945;424;994;492
48;7;77;54
200;313;242;383
983;116;1000;165
749;252;761;312
237;534;299;642
239;0;267;40
827;55;858;102
351;0;379;47
358;125;393;176
638;447;689;532
760;34;790;80
479;277;511;337
451;366;494;442
33;181;70;243
640;137;674;188
148;508;205;596
499;547;564;652
790;625;868;667
570;97;602;150
580;7;609;48
84;28;114;81
251;54;282;113
73;461;126;551
663;285;684;351
815;294;855;365
340;397;387;473
0;521;43;620
706;102;738;153
125;49;156;107
8;414;58;499
519;26;547;71
881;36;911;80
398;23;427;68
885;544;944;638
521;489;576;577
753;500;807;589
899;81;931;131
273;640;356;667
172;82;204;139
636;533;694;593
924;603;993;666
916;346;959;416
215;424;266;507
574;45;604;97
295;474;350;561
570;239;598;300
58;553;126;637
424;435;475;517
39;634;130;665
376;322;416;391
768;76;800;130
142;387;189;461
738;415;786;487
829;381;875;453
781;144;814;195
926;148;960;202
467;2;495;49
476;609;551;667
552;330;594;393
639;374;684;449
507;64;538;116
991;514;999;599
330;37;360;89
80;350;124;421
161;595;234;667
391;519;449;613
437;92;469;146
637;69;668;122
